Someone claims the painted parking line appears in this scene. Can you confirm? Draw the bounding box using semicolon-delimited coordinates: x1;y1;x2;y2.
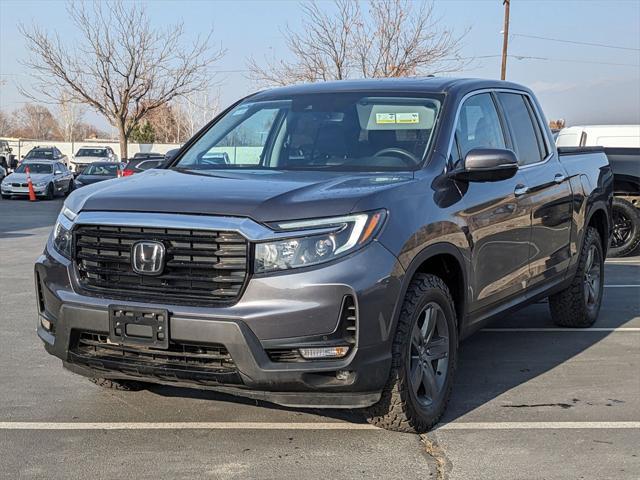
0;422;379;431
605;285;640;288
482;327;640;332
0;421;638;431
606;259;640;264
435;421;640;430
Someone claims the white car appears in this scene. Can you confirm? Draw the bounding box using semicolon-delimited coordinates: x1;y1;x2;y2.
71;146;119;174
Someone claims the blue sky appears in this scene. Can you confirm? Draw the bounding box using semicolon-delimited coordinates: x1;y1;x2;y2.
1;0;639;132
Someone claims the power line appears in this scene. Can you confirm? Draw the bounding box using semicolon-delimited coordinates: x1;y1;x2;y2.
511;33;640;52
506;54;639;67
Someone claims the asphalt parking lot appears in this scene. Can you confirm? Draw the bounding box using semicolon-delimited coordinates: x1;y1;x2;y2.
1;198;638;480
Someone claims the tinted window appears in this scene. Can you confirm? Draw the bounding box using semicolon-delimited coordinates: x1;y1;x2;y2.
497;93;545;165
455;93;506;159
24;149;54;160
76;148;108;157
83;164;119;176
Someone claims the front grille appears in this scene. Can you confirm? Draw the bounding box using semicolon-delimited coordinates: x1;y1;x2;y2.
70;332;241;385
73;225;248;304
12;183;27;187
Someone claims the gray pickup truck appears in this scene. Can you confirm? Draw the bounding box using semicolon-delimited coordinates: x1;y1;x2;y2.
36;78;612;432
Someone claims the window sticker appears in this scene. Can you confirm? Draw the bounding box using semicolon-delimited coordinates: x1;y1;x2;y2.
375;113;396;124
396;112;420;124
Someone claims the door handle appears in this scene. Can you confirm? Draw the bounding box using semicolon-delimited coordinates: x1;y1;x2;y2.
514;184;530;197
554;173;566;184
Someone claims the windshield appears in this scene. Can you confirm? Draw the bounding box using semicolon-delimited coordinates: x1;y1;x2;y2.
25;149;53;159
176;93;442;172
82;164;118;176
76;148;108;157
15;163;52;174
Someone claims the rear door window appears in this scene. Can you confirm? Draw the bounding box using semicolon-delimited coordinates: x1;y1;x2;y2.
455;93;506;158
497;93;546;166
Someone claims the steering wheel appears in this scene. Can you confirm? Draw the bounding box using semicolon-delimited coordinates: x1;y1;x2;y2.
373;147;419;166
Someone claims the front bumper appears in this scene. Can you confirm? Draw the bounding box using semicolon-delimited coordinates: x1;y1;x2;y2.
36;236;403;408
2;184;48;196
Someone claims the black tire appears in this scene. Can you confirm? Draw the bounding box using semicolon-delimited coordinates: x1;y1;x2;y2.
1;194;9;200
45;183;55;200
65;180;74;196
609;197;640;258
89;378;147;391
366;273;458;433
549;227;604;328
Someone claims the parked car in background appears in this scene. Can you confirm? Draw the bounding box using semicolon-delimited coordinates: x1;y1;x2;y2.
556;125;640;148
555;125;640;257
132;152;163;160
1;160;74;199
0;140;15;172
122;156;165;176
71;146;118;175
74;162;124;188
22;146;69;167
0;165;6;183
38;78;612;433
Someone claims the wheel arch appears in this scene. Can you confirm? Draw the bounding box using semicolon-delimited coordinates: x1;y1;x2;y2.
586;207;610;253
392;243;468;336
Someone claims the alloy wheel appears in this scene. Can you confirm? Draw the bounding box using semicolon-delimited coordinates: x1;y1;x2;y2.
611;209;632;248
408;302;449;407
583;244;602;309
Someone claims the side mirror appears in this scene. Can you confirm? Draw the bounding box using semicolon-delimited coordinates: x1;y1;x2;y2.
164;148;180;163
450;148;518;182
54;170;62;175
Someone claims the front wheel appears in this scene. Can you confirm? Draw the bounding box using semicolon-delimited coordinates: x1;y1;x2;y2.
366;273;458;433
65;180;74;196
549;227;604;327
45;183;55;200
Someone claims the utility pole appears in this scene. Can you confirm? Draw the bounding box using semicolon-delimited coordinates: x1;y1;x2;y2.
501;0;511;80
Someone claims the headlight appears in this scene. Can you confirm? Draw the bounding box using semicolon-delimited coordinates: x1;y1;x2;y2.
52;206;77;258
254;210;386;274
34;182;47;188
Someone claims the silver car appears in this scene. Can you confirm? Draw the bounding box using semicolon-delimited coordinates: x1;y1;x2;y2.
1;160;74;199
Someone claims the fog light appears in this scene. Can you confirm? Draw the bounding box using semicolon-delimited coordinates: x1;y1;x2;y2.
298;346;349;360
40;317;52;331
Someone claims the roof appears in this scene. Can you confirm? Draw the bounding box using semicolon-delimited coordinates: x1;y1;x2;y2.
251;77;531;101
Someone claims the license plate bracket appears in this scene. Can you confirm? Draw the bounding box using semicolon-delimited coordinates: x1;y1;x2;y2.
108;305;169;349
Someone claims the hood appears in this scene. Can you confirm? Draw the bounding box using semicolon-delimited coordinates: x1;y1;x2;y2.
3;172;53;183
67;168;415;222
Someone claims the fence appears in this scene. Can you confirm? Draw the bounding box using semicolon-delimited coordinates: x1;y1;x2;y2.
0;138;181;161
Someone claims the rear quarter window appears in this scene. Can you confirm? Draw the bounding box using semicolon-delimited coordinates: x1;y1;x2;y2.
497;93;546;166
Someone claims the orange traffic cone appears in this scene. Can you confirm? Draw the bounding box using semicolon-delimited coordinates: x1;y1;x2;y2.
25;166;37;202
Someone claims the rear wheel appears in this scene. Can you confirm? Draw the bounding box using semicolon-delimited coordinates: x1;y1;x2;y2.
609;197;640;257
366;273;458;433
549;227;604;327
89;378;147;391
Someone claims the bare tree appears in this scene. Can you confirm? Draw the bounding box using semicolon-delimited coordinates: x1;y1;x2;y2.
248;0;468;87
20;0;225;159
14;104;61;140
58;93;85;142
0;110;14;137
